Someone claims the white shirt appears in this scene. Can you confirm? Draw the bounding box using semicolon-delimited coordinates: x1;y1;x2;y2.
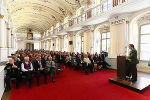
21;62;33;72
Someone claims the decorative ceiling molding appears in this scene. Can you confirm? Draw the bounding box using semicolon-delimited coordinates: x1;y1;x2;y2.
5;0;90;40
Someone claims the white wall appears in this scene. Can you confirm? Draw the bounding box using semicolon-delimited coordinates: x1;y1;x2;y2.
0;66;5;100
17;40;25;50
34;41;40;50
17;40;42;50
0;48;8;61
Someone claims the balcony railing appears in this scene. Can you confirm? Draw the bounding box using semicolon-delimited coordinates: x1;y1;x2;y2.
43;0;127;39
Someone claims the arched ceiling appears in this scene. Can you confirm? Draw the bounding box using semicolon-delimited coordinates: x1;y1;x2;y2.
5;0;86;34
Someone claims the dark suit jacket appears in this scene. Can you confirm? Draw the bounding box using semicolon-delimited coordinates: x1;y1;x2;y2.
14;60;21;69
128;48;139;64
5;63;19;75
41;58;46;68
33;60;46;71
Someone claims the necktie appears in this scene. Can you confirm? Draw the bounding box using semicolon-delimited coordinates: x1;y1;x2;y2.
39;62;42;68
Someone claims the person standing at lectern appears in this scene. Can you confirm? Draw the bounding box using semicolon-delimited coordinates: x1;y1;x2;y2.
126;44;139;82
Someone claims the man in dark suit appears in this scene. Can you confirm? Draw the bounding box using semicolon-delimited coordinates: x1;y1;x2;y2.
126;44;139;82
33;56;47;86
55;52;61;69
5;58;20;91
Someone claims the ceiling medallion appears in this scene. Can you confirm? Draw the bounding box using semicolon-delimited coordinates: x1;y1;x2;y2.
0;14;4;19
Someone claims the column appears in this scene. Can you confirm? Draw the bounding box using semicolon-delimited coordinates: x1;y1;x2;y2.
7;27;12;56
61;36;64;52
0;14;8;61
44;40;46;50
50;40;52;51
76;31;81;53
58;36;63;52
73;32;76;53
91;29;94;54
68;33;73;52
48;39;50;51
55;38;59;51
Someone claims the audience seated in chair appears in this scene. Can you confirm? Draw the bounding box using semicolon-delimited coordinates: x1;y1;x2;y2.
21;57;33;88
5;58;20;91
33;56;47;86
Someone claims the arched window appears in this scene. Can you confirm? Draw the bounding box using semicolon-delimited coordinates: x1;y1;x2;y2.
140;24;150;61
101;32;110;52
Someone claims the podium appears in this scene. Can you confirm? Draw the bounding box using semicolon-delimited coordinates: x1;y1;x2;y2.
109;56;150;93
117;56;126;79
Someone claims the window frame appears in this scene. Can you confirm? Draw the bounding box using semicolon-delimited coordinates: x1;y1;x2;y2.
139;24;150;61
101;32;110;52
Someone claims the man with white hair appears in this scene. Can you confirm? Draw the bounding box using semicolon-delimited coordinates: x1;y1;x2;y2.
83;54;94;75
21;56;33;88
5;58;20;91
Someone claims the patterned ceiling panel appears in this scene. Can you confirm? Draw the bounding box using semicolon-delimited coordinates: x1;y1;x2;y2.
5;0;85;34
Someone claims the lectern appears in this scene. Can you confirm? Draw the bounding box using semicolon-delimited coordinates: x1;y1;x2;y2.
109;56;150;93
117;56;126;79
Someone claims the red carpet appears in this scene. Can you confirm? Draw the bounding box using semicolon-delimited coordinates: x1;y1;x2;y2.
11;66;150;100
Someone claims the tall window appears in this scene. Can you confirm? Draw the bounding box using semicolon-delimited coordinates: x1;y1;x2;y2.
101;32;110;52
140;24;150;61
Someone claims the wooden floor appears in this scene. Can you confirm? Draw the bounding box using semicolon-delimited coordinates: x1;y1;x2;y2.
109;77;150;93
2;70;150;100
2;90;11;100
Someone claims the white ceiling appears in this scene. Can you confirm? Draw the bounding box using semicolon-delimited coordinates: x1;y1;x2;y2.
5;0;88;34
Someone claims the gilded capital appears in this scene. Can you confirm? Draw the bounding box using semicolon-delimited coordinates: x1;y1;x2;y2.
126;20;129;24
7;28;11;30
0;46;5;48
91;30;94;32
0;14;4;19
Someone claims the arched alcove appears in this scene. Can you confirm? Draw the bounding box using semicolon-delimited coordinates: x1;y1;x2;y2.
94;23;110;54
